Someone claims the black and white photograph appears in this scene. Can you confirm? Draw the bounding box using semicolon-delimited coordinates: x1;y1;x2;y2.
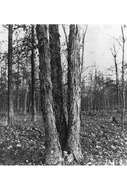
1;1;127;190
0;24;126;166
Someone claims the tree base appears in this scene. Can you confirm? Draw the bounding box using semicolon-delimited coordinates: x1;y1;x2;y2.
44;150;63;165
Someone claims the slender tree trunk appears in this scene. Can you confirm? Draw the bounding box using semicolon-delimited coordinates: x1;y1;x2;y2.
8;24;14;125
121;26;125;130
67;25;83;163
31;25;36;122
16;60;20;112
0;67;3;112
24;81;28;116
1;67;2;88
36;25;62;165
114;56;119;107
36;92;40;113
49;25;68;150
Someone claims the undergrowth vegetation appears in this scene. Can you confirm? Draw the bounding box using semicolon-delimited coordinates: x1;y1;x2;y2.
0;112;126;165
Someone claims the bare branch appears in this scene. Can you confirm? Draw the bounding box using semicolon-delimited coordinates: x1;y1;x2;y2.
110;43;118;58
121;25;125;42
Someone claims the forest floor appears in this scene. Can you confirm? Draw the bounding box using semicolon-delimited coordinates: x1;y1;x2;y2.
81;112;127;165
0;112;126;165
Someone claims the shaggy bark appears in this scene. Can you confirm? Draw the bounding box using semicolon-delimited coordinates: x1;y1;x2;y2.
67;25;83;163
36;25;62;165
49;24;68;150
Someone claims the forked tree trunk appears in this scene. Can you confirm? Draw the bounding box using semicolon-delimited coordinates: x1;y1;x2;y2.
8;24;14;125
49;25;68;150
36;25;62;165
67;25;83;163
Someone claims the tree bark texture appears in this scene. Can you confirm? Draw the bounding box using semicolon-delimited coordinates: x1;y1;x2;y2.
36;25;62;165
67;25;83;163
49;24;68;150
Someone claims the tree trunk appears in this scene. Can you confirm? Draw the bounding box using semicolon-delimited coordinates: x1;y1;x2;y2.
16;60;20;112
49;25;68;150
67;25;83;163
36;24;62;165
31;24;36;122
121;26;125;130
8;24;14;125
24;80;28;117
114;56;119;107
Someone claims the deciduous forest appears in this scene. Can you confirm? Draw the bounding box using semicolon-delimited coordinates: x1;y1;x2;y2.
0;24;127;165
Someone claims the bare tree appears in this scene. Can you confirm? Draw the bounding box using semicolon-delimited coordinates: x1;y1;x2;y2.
110;44;119;107
121;25;126;130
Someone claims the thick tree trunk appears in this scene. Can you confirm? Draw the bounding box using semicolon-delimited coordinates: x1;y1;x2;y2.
49;25;68;150
67;25;83;163
36;25;62;165
31;25;36;122
8;24;14;125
